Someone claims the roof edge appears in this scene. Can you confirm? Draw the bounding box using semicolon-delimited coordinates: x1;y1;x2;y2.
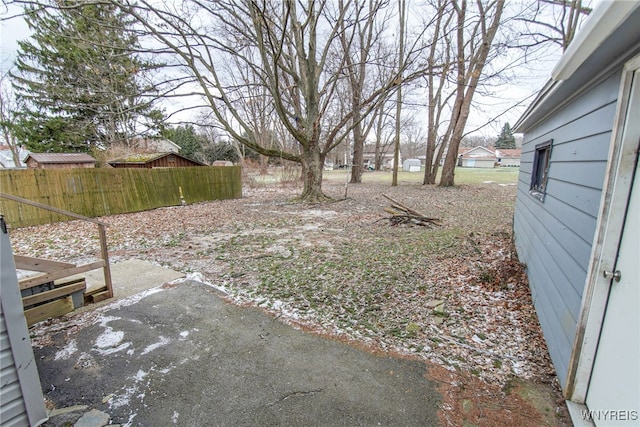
552;1;640;81
512;79;559;133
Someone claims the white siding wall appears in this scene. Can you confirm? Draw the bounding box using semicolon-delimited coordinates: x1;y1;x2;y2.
513;71;621;387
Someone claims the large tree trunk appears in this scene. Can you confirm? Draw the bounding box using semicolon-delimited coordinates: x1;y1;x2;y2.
423;138;437;184
350;117;364;183
425;135;449;184
440;142;458;186
297;145;329;202
423;80;438;185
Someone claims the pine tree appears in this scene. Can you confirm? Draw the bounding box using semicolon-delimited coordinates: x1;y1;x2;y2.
11;1;160;152
163;125;208;162
494;122;516;149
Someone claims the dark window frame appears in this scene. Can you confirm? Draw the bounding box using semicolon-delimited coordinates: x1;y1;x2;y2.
530;139;553;202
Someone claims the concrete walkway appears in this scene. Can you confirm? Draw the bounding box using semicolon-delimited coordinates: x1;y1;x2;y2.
35;262;441;426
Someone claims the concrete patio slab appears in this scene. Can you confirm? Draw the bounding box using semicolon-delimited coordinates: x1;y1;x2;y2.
34;280;441;426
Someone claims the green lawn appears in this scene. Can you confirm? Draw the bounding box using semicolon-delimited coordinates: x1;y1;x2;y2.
323;166;520;185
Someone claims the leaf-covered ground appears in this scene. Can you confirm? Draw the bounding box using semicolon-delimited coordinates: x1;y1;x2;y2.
11;178;571;426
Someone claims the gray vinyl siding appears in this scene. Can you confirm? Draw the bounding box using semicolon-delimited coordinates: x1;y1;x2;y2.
1;224;48;427
0;311;30;427
513;70;621;387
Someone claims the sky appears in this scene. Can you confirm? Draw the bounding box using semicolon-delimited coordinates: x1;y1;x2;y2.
0;1;598;139
0;3;27;71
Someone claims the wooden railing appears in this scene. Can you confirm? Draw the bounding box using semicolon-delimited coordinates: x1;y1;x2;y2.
1;192;113;316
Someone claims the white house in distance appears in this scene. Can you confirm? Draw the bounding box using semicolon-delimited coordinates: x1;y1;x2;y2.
457;146;521;168
513;2;639;425
363;147;398;170
494;149;521;167
458;146;496;168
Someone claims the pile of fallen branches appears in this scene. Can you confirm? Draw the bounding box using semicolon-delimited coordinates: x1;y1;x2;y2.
381;194;442;227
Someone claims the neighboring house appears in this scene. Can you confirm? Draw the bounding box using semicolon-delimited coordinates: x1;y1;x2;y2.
25;153;96;169
129;137;180;153
457;146;521;168
494;148;521;167
0;218;48;426
108;152;206;169
458;146;497;168
0;145;30;169
513;2;639;425
362;147;398;170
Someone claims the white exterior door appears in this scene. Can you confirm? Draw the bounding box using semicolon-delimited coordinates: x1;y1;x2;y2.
585;71;640;426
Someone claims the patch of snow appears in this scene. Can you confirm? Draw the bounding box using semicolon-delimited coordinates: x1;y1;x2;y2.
141;336;170;355
266;244;292;258
511;360;524;375
55;340;78;360
172;411;180;424
109;389;132;409
96;342;131;356
103;287;165;311
298;209;338;218
96;329;124;349
179;331;189;339
133;370;147;382
97;315;121;327
93;317;133;355
184;273;230;294
124;413;137;427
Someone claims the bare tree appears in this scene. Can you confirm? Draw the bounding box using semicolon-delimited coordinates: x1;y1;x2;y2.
419;0;591;186
439;0;505;187
338;0;391;184
391;0;406;186
0;71;23;167
400;115;426;159
100;0;425;202
514;0;592;52
422;0;456;185
372;99;397;170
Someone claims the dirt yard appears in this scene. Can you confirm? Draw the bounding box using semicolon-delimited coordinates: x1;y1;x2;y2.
12;174;571;426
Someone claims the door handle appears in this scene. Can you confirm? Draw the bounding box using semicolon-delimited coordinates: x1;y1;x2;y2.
603;270;621;282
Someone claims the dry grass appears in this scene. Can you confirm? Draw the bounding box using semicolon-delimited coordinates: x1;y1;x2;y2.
12;170;571;426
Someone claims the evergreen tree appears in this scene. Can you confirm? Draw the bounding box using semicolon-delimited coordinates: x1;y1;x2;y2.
11;1;160;152
494;122;516;149
163;125;208;162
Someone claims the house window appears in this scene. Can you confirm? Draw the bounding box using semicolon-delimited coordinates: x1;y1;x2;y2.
530;139;552;201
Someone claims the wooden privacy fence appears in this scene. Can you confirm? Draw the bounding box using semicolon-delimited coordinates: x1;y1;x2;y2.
0;166;242;228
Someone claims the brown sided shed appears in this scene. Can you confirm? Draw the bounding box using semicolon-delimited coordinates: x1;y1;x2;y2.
108;152;206;169
25;153;96;169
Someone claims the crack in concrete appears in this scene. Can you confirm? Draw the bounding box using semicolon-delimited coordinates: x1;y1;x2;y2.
274;388;323;405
